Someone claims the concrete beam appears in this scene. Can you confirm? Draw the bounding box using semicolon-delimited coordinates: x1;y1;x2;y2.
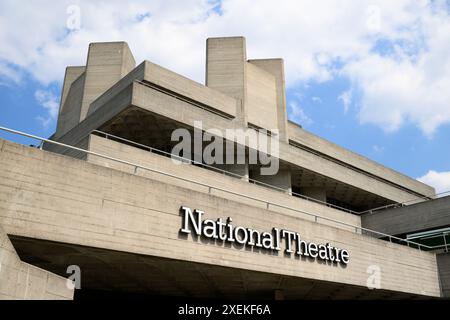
362;196;450;236
143;61;237;118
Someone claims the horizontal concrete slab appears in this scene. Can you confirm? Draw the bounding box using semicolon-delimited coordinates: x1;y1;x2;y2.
362;196;450;236
0;139;441;297
287;121;434;198
0;224;73;300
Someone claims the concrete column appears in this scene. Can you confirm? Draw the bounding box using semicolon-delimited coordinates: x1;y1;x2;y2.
248;59;288;142
80;42;136;121
206;37;247;124
437;252;450;297
302;187;327;203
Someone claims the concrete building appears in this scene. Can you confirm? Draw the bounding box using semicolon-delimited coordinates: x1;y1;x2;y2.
0;37;448;300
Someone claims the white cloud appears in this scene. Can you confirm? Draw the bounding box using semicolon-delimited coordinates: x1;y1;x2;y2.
34;90;59;128
311;96;322;104
288;101;312;126
372;145;384;153
338;90;352;113
417;170;450;195
0;0;449;136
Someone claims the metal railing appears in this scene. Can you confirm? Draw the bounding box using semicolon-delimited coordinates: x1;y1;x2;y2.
92;130;359;214
0;125;447;252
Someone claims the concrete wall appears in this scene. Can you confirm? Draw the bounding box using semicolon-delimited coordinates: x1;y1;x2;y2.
0;139;441;297
50;38;434;204
58;57;237;144
362;196;450;236
86;61;146;117
437;253;450;297
302;187;327;203
59;66;86;117
0;224;73;300
48;37;433;205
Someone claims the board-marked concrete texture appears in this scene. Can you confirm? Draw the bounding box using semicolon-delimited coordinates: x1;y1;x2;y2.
0;139;441;297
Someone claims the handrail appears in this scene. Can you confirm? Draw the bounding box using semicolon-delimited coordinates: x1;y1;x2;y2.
92;130;359;214
0;125;447;251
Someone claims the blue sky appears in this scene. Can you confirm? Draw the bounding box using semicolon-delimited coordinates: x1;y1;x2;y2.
1;0;450;193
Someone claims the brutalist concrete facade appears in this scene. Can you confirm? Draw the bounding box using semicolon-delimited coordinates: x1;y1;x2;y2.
0;37;448;299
